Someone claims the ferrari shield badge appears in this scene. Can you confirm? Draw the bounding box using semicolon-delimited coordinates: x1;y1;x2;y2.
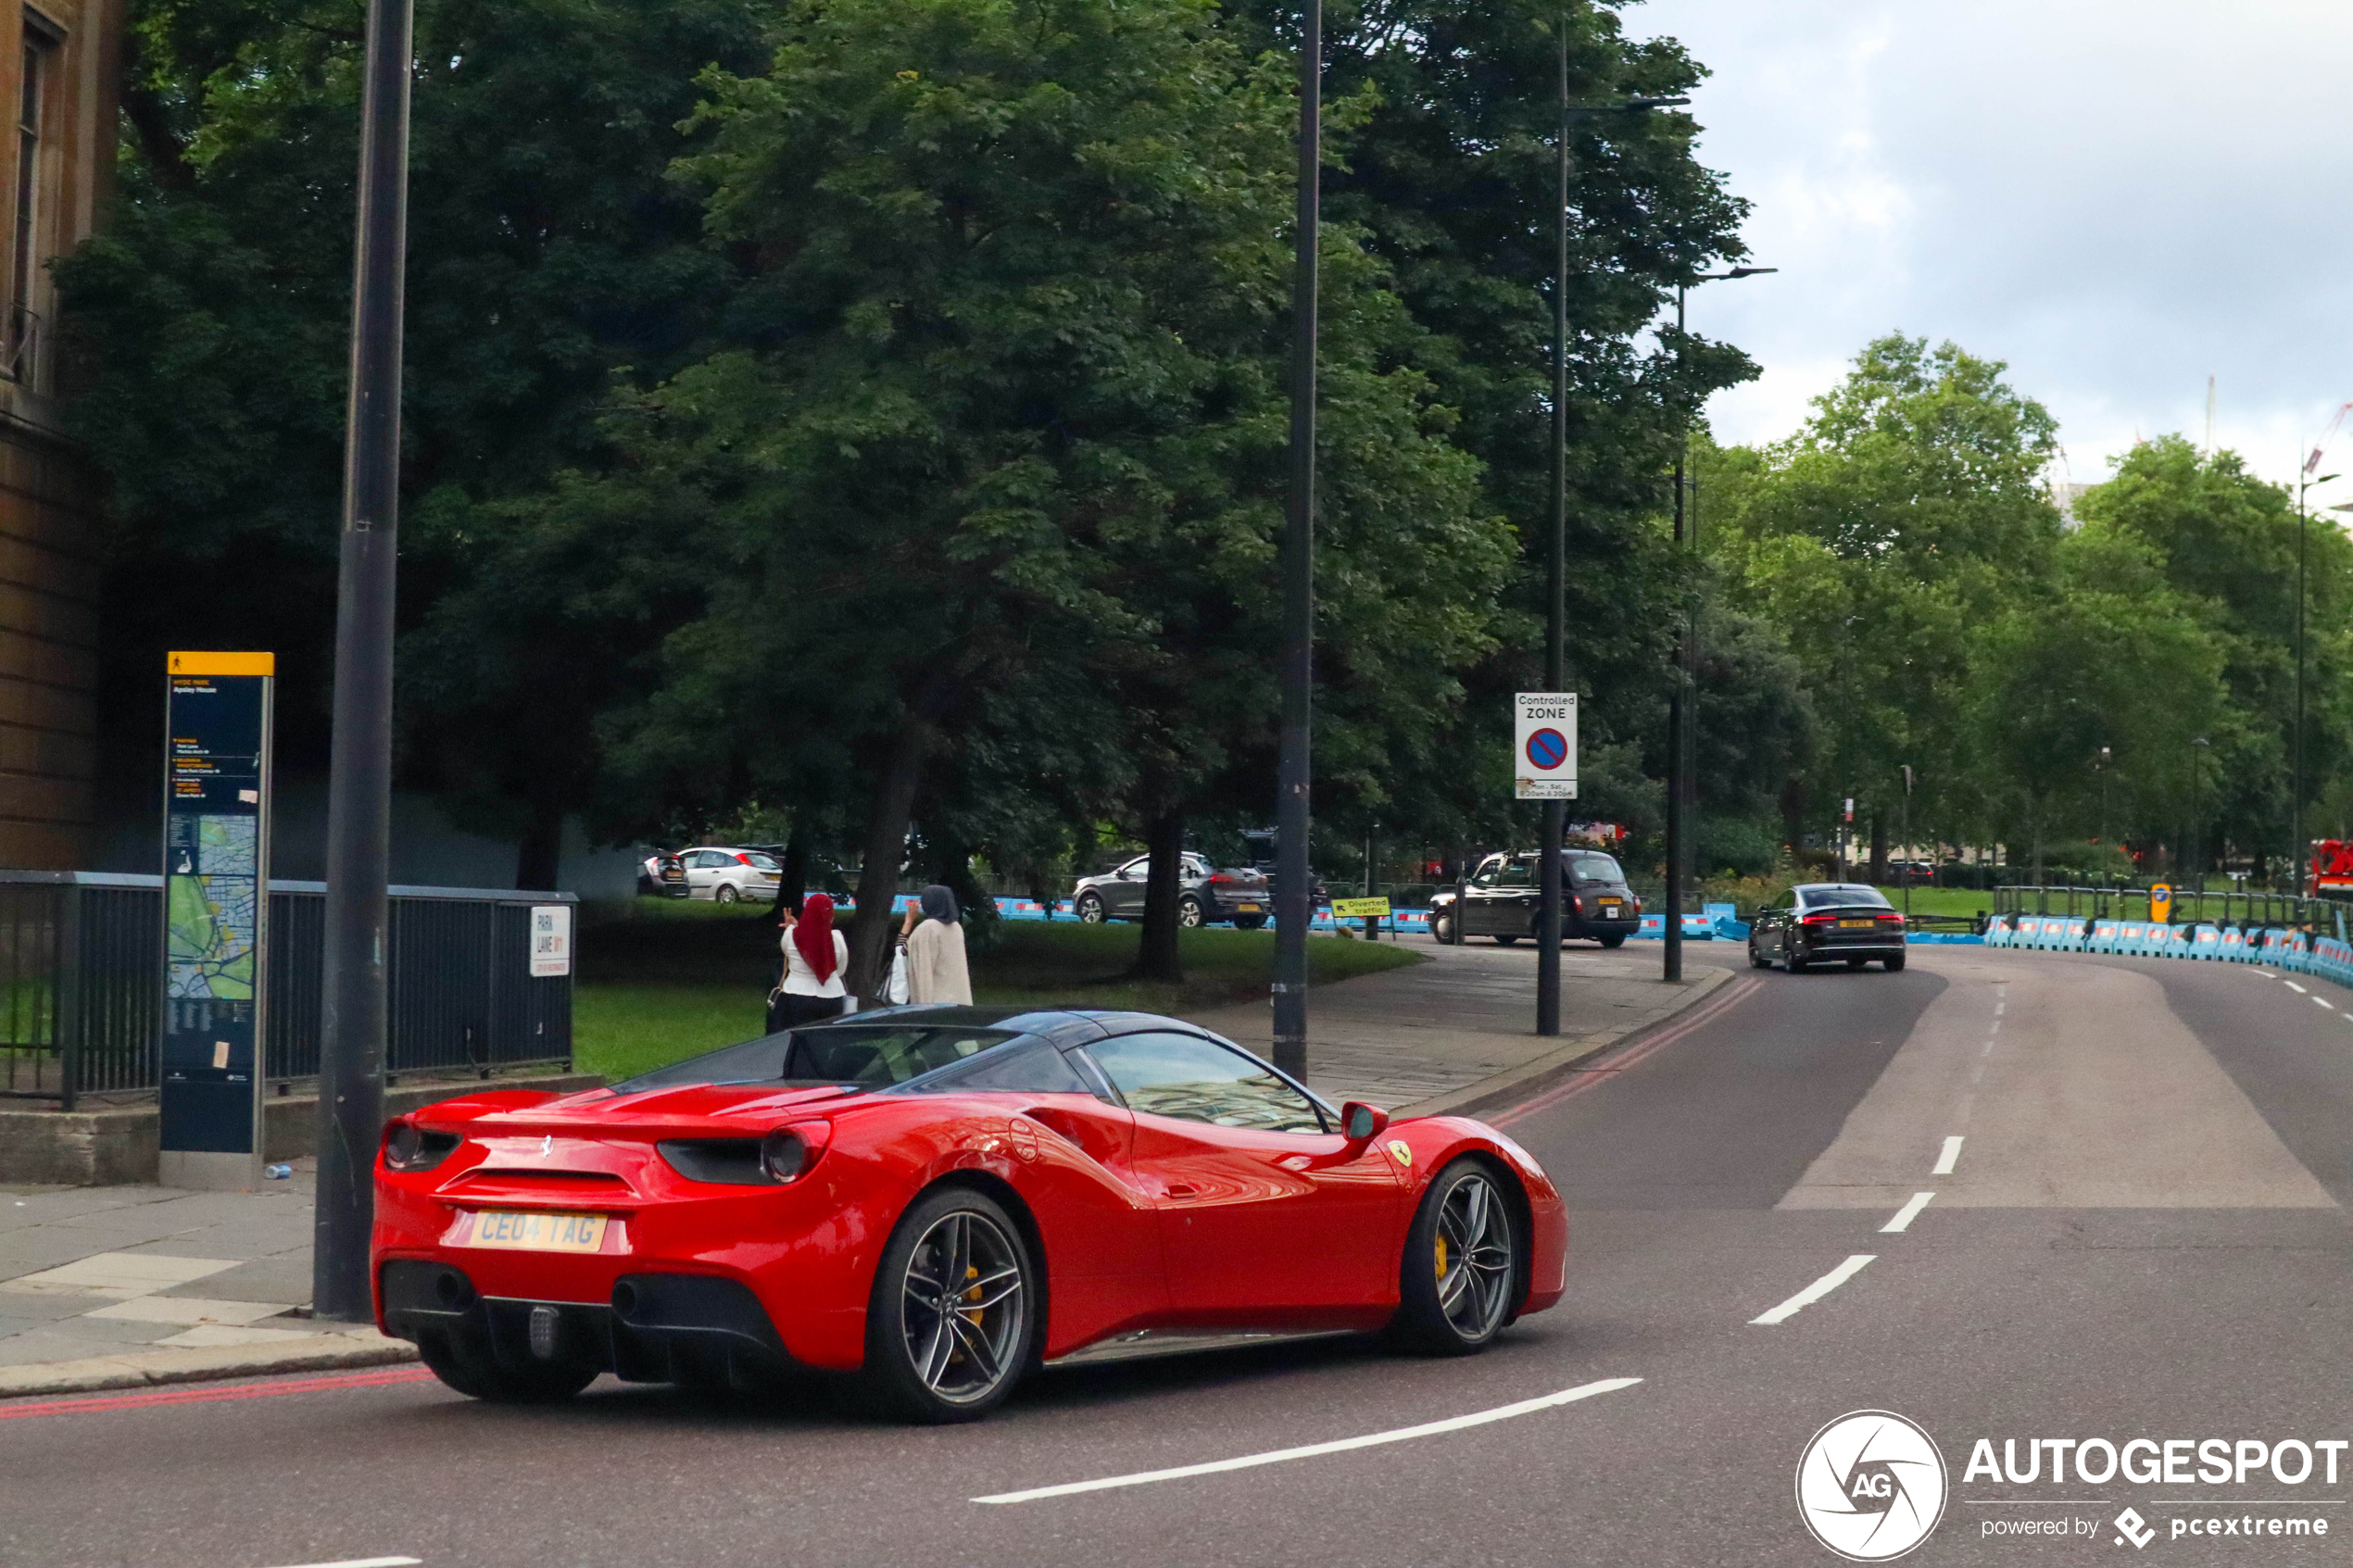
1386;1139;1413;1167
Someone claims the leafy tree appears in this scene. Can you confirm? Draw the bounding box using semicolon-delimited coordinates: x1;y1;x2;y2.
60;0;770;877
1709;336;2063;869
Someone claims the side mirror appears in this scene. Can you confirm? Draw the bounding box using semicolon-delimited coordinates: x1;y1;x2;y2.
1341;1101;1390;1143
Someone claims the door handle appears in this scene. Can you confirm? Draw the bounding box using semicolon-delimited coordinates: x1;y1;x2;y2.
1164;1183;1200;1198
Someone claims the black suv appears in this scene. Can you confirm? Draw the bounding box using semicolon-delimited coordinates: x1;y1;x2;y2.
1430;850;1642;947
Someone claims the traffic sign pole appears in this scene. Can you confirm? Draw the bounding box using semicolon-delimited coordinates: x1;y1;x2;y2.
1516;695;1578;1037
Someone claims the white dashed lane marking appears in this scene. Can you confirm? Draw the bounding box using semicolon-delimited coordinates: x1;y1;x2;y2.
971;1378;1644;1502
1751;1256;1877;1326
2285;981;2309;994
1881;1192;1936;1234
1933;1135;1965;1175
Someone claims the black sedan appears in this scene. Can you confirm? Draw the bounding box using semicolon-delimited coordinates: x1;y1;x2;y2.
1747;883;1906;972
1429;850;1642;948
1072;852;1272;929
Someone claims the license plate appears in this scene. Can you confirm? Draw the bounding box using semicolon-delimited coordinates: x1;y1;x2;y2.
1601;901;1622;913
1235;903;1263;913
467;1210;608;1253
1839;918;1874;929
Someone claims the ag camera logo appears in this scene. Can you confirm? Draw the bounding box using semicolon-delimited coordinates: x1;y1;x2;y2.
1796;1411;1949;1562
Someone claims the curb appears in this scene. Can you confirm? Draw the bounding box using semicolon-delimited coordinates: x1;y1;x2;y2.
0;1327;417;1400
1397;963;1735;1122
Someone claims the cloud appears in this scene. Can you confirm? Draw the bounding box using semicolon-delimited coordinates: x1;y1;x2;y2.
1643;0;2353;496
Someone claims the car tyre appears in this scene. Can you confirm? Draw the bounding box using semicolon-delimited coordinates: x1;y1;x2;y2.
1177;895;1206;929
1883;952;1906;972
858;1185;1037;1424
1845;957;1868;970
1389;1159;1521;1355
1749;942;1769;969
714;884;740;905
1234;914;1267;931
1431;912;1453;945
1598;933;1627;949
1494;933;1520;947
1076;892;1105;924
417;1330;598;1404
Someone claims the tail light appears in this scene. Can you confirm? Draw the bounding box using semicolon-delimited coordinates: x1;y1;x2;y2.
660;1121;833;1185
1801;912;1838;926
1207;873;1234;885
735;852;753;865
1572;896;1584;911
1879;913;1905;927
383;1119;461;1172
761;1121;832;1183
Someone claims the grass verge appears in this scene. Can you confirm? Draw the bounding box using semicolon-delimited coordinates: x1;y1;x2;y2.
573;914;1424;1084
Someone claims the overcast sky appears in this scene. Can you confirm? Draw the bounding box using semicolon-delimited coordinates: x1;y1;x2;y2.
1641;0;2353;501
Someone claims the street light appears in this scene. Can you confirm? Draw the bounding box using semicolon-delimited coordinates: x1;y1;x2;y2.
1534;44;1686;1034
1662;264;1775;984
2191;735;2210;888
2294;469;2342;900
1271;0;1321;1080
315;0;416;1323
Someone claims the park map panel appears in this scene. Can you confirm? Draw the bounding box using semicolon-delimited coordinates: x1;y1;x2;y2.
159;669;270;1154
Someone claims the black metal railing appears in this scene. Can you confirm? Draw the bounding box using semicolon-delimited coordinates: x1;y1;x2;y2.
0;872;574;1110
1993;884;2346;933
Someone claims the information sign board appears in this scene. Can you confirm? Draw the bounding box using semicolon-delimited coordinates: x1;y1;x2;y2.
159;651;273;1189
1513;692;1578;800
1330;897;1391;919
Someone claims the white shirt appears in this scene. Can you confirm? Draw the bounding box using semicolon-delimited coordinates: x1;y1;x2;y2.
780;929;849;997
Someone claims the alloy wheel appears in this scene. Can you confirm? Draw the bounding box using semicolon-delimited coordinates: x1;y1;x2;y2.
898;1209;1027;1406
1432;1172;1515;1341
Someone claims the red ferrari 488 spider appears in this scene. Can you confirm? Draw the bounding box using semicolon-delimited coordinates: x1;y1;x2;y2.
371;1006;1567;1422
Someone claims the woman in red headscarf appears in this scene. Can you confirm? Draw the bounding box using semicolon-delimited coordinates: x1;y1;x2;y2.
768;892;849;1032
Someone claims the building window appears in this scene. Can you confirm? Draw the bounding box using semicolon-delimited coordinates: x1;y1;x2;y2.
10;12;57;385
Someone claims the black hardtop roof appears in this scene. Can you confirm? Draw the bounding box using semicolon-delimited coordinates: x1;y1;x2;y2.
812;1004;1218;1047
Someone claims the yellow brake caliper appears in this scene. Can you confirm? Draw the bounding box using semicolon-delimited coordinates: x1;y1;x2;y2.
961;1264;984;1324
1434;1233;1449;1282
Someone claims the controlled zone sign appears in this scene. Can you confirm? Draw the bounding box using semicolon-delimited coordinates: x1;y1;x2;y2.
1514;692;1578;800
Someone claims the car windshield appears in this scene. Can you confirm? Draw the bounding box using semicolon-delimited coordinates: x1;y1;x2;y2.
1801;884;1893;909
615;1025;1021;1094
1565;852;1625;884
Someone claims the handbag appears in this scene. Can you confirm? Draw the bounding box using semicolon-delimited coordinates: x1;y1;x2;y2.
887;944;911;1005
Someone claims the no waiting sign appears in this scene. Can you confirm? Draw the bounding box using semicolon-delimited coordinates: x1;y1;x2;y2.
1514;692;1578;800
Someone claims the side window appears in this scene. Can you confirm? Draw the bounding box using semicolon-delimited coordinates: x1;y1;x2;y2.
1087;1032;1326;1134
1471;863;1499;888
1119;857;1147;878
1497;859;1536;889
899;1038;1089;1096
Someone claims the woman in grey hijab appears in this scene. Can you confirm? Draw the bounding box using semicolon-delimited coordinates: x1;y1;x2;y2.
900;884;972;1004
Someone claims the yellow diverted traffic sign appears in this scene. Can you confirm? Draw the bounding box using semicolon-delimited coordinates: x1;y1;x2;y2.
1331;897;1391;919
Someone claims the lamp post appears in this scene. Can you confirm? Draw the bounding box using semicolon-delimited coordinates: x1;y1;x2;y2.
2294;470;2340;900
1533;32;1683;1032
2191;736;2210;890
1271;0;1320;1080
1662;265;1773;983
314;0;415;1323
1899;764;1914;921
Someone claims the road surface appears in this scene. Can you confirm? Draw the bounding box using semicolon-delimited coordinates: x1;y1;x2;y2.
7;945;2351;1567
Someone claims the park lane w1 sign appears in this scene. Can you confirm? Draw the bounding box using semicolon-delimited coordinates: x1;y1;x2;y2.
1514;692;1578;800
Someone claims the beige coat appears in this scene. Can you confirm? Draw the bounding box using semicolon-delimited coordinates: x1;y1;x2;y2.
904;918;973;1005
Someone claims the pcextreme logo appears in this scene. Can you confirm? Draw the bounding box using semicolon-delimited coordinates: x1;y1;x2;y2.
1796;1410;1951;1562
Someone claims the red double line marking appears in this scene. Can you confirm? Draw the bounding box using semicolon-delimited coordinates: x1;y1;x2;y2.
0;1363;434;1420
1493;974;1763;1128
